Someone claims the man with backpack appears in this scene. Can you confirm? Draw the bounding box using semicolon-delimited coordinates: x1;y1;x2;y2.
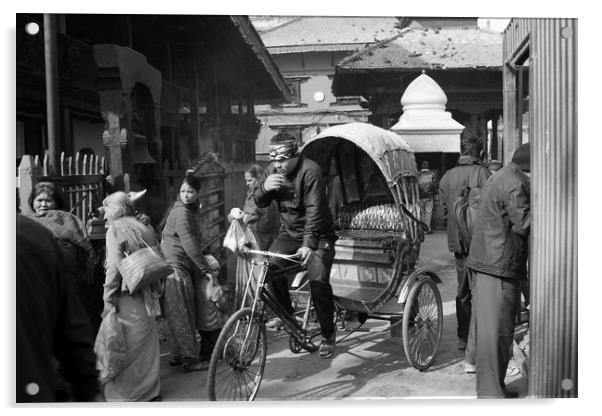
467;143;531;398
439;137;491;373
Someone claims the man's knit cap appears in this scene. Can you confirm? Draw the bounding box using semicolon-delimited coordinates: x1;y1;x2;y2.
512;143;530;172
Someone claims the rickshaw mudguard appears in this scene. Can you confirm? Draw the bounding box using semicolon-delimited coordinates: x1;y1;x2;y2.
397;267;442;305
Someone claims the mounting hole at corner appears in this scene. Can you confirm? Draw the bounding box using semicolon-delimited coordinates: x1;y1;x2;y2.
25;22;40;36
25;382;40;396
561;378;573;391
313;92;325;102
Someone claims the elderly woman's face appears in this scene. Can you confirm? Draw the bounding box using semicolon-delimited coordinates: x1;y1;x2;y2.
100;193;128;222
99;201;118;222
33;192;56;214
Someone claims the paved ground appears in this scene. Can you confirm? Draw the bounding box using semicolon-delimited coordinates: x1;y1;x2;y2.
157;230;527;401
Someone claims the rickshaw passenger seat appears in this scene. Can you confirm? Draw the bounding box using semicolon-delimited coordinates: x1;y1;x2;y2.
335;201;405;235
332;201;406;265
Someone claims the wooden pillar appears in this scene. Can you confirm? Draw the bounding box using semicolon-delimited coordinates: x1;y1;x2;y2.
57;14;66;34
44;14;60;176
18;155;41;214
213;56;221;154
480;113;488;159
503;64;517;164
497;115;504;161
126;16;133;48
191;48;200;161
62;107;73;155
165;34;173;82
490;115;499;160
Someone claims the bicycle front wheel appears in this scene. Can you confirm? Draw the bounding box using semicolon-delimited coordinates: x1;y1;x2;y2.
207;307;268;401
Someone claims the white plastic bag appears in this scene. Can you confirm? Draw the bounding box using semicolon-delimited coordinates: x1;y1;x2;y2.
94;307;128;384
224;219;245;254
223;210;259;254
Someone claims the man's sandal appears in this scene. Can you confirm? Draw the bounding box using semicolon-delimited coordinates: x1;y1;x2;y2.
319;336;336;359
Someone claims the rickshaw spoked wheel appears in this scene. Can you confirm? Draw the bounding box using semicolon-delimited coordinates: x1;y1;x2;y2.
402;276;443;371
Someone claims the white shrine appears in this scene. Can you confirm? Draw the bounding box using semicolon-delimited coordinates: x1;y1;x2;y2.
391;72;464;153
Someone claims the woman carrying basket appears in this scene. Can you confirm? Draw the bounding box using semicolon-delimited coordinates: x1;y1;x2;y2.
97;191;162;401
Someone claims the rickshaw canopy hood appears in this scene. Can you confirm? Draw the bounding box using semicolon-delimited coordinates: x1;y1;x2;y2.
303;122;418;185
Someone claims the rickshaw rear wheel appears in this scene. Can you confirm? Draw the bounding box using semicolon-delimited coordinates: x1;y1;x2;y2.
402;276;443;371
207;307;267;401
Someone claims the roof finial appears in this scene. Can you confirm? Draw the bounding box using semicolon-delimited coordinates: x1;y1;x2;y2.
421;69;426;74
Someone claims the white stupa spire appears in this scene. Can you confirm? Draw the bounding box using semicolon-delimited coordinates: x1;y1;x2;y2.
391;73;464;153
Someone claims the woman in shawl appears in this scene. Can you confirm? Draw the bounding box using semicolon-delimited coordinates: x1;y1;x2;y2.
96;191;161;401
160;173;222;372
26;182;98;326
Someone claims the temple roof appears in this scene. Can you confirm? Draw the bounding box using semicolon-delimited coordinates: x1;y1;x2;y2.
230;16;294;102
337;25;502;71
256;16;401;54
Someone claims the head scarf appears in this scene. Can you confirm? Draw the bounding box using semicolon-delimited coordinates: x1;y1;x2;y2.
269;140;299;161
101;191;135;222
26;209;91;253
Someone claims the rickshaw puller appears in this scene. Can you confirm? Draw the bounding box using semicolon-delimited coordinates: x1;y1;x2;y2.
255;133;337;359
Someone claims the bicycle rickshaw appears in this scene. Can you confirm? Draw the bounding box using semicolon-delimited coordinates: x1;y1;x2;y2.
208;122;443;401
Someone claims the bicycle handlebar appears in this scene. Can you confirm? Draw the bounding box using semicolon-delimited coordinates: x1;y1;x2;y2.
240;249;304;265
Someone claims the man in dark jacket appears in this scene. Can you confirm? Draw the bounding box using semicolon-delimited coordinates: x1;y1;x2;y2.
439;137;491;372
417;161;437;232
255;132;337;358
17;215;100;402
467;143;531;398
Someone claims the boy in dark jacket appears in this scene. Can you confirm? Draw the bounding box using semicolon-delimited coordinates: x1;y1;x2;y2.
467;143;531;398
439;137;491;372
255;132;337;358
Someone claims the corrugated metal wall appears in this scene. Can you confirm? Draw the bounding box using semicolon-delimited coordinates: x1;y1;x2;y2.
503;18;578;398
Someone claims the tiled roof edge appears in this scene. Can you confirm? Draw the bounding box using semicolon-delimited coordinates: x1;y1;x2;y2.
257;16;303;34
336;28;411;69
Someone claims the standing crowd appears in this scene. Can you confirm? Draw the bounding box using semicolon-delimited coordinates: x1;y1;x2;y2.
17;172;228;402
439;138;531;399
16;131;530;402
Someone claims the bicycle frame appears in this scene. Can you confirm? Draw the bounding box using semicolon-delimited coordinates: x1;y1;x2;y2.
236;250;314;361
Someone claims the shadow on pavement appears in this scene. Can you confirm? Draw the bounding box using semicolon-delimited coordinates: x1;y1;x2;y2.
257;308;472;399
